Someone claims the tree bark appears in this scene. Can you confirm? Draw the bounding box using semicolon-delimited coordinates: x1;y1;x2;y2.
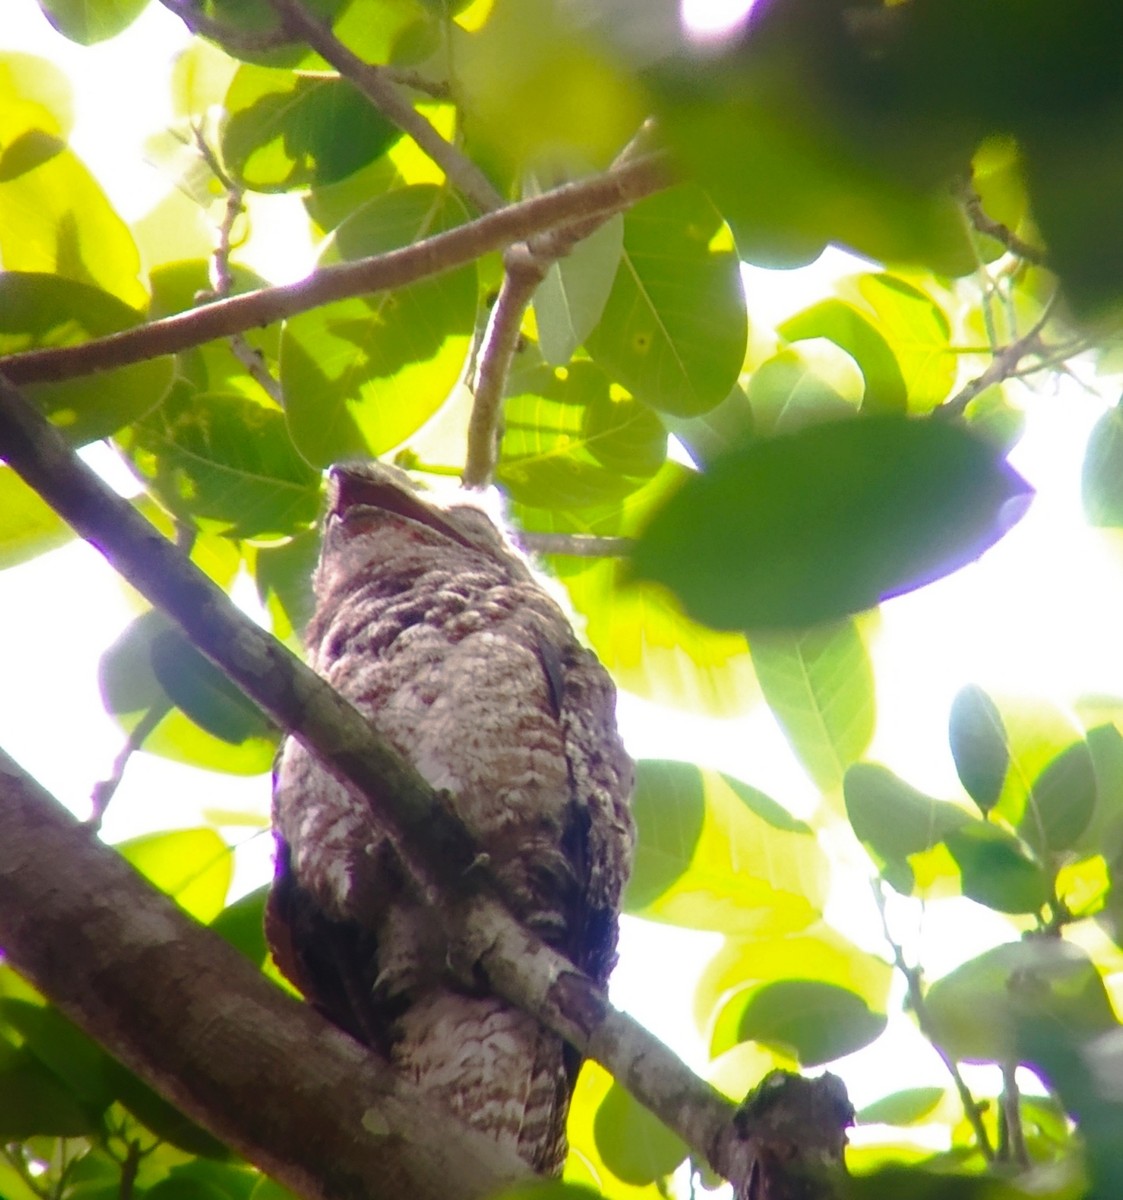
0;746;530;1200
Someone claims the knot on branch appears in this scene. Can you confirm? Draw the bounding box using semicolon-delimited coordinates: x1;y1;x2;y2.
715;1070;853;1200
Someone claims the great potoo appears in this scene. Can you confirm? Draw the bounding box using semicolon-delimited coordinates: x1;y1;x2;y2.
267;462;635;1175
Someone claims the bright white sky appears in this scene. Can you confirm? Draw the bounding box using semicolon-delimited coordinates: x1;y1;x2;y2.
3;0;1122;1129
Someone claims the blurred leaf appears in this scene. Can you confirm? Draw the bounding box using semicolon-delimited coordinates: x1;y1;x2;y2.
117;827;233;922
0;1001;116;1111
925;939;1117;1064
281;184;476;465
99;609;281;776
0;467;73;569
0;1042;99;1137
534;210;623;365
193;0;347;67
988;699;1088;830
750;620;875;792
222;66;400;192
0;51;72;156
586;185;747;418
778;299;907;414
943;823;1051;914
745;349;857;437
1021;739;1098;857
630;415;1032;629
857;1087;945;1127
1083;400;1123;526
948;684;1009;815
33;0;150;43
0;273;171;445
252;528;321;642
0;141;145;307
844;762;970;864
732;979;886;1067
119;387;321;539
623;761;825;935
498;355;666;509
593;1081;687;1186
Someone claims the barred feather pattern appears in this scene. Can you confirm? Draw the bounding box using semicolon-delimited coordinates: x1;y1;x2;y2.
268;464;634;1175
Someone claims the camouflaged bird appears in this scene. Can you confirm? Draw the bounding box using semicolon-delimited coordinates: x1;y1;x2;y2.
267;462;634;1174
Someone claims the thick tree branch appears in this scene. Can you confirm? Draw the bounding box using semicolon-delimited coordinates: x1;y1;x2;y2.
0;377;850;1195
262;0;504;214
0;155;671;388
0;747;531;1200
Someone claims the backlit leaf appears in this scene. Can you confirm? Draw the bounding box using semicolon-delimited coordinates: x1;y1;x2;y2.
844;762;970;864
117;827;233;923
35;0;150;44
1021;739;1098;857
1082;400;1123;526
0;467;73;569
630;415;1032;629
593;1081;687;1186
948;684;1009;814
943;823;1051;914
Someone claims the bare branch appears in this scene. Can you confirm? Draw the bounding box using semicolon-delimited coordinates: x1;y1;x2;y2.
262;0;504;214
954;172;1048;266
0;155;672;388
0;747;532;1200
89;699;171;830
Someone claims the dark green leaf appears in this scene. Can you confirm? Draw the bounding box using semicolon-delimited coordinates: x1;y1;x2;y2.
844;762;969;863
222;67;400;192
210;886;270;966
0;1043;100;1137
1083;400;1123;526
0;273;172;445
630;415;1032;629
585;184;747;417
593;1080;688;1185
1020;739;1098;857
280;185;476;466
944;823;1051;914
735;980;887;1067
0;1000;117;1111
948;684;1009;814
925;939;1117;1064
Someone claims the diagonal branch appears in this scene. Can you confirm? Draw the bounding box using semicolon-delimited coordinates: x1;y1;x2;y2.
0;746;532;1200
262;0;504;214
0;372;746;1183
0;155;671;387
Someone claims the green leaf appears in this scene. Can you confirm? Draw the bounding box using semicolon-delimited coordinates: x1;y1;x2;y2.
943;823;1051;914
733;979;887;1067
925;939;1118;1064
0;467;73;569
0;140;146;307
0;1042;99;1137
1020;739;1098;857
119;387;322;539
593;1081;688;1185
623;761;826;935
749;620;875;792
630;415;1033;629
0;51;73;155
856;1087;945;1127
948;684;1009;814
117;827;233;922
1082;400;1123;526
210;886;270;966
33;0;150;44
497;354;666;509
281;184;476;466
222;66;400;192
0;273;172;445
585;184;747;417
745;349;857;437
0;1000;117;1111
99;609;279;775
778;299;907;414
844;762;970;863
534;211;623;365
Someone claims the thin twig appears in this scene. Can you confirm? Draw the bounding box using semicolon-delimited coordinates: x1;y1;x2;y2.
89;699;172;830
1;154;672;387
999;1063;1029;1167
518;532;635;558
262;0;504;214
872;882;995;1161
940;295;1059;418
953;173;1048;267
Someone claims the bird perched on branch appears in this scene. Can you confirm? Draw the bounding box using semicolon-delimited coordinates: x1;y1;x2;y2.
267;462;634;1174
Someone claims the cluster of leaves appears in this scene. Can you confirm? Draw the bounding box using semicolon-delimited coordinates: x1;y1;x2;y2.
6;1;1123;1200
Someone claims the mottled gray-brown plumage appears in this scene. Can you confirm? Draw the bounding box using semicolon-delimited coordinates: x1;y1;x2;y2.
267;463;634;1175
